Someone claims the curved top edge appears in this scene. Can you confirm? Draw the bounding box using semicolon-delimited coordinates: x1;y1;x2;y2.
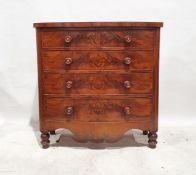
33;22;163;28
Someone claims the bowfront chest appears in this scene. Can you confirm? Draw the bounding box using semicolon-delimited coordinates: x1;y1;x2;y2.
34;22;163;149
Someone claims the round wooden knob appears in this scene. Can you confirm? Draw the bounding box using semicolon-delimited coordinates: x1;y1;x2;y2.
124;57;132;65
124;81;131;88
124;35;132;43
65;106;73;115
124;106;131;115
65;58;72;65
65;35;72;43
66;81;72;89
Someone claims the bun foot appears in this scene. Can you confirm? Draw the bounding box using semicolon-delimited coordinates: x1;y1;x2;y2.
143;130;148;135
41;132;50;149
148;131;158;149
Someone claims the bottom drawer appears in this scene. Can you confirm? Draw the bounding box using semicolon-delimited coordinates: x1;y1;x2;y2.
44;97;152;122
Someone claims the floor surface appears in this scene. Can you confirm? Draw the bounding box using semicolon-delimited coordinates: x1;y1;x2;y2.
0;122;195;175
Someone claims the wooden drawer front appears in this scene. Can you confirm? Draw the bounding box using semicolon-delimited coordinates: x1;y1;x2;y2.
44;97;152;122
101;30;154;49
42;51;153;71
43;73;152;94
42;31;98;48
42;30;154;49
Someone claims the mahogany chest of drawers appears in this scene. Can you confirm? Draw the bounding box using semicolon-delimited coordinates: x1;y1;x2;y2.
34;22;163;149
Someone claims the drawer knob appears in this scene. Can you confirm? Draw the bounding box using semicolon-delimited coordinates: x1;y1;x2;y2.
124;106;131;115
124;57;132;65
66;81;72;89
124;35;132;43
65;57;72;65
124;81;131;88
65;35;72;43
65;106;73;115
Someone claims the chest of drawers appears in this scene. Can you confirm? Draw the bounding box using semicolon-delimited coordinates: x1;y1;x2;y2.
34;22;163;149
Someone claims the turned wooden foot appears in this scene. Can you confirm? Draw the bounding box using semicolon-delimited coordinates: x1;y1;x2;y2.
148;131;158;149
50;130;56;135
41;132;50;149
143;130;148;135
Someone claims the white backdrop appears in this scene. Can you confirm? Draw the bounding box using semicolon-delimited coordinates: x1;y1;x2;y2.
0;0;196;126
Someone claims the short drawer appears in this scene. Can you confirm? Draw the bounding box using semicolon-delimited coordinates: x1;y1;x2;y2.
44;97;152;122
42;31;98;48
43;72;153;94
101;30;154;49
42;50;153;71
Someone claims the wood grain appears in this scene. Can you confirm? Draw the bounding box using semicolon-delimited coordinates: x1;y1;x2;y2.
44;97;152;122
101;30;154;49
43;72;153;94
42;30;154;49
42;50;153;71
42;31;98;48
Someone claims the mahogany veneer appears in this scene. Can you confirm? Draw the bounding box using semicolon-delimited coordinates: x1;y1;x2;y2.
34;22;163;149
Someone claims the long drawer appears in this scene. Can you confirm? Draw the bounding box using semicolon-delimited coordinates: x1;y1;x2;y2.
44;97;152;122
43;72;153;95
42;50;153;71
42;30;154;49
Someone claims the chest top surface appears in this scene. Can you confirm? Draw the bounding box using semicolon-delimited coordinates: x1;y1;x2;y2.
33;21;163;28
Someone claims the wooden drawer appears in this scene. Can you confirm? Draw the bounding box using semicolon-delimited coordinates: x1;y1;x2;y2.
42;31;98;48
101;30;154;49
43;72;153;94
44;97;152;122
42;50;153;71
42;30;154;49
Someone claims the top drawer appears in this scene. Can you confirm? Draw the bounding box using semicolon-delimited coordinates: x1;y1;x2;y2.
42;30;154;49
42;31;98;48
101;30;154;49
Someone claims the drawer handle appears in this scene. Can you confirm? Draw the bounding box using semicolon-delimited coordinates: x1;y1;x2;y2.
65;57;72;65
124;57;132;65
124;81;131;89
65;106;73;115
124;35;132;43
124;106;131;115
65;35;72;43
66;81;72;89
